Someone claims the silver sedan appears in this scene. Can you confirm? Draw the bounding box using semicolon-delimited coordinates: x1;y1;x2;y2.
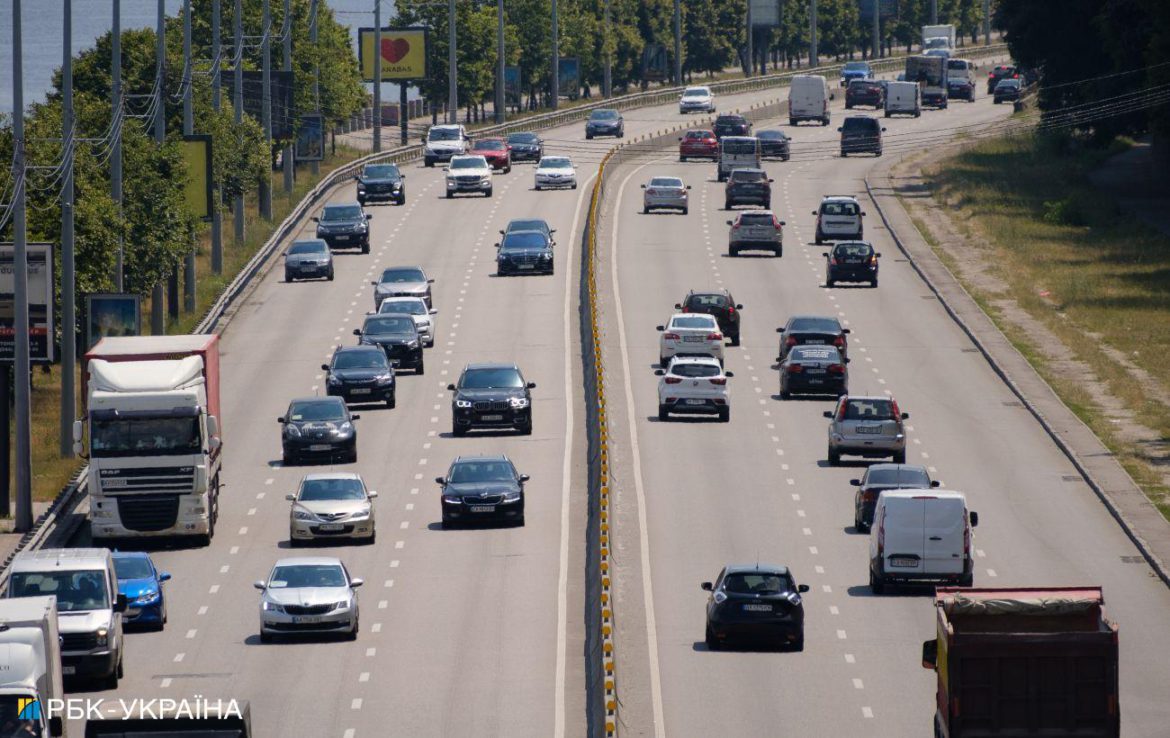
642;176;690;215
256;557;362;642
287;473;377;545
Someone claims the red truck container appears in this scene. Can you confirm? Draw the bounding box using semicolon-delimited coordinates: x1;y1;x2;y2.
922;587;1119;738
83;334;220;426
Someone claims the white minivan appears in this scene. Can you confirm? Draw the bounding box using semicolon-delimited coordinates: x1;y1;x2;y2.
717;136;761;182
868;489;979;594
788;75;831;126
884;81;922;118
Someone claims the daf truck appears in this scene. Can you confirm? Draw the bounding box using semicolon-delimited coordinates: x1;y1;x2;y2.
75;335;222;545
0;596;65;737
906;55;949;109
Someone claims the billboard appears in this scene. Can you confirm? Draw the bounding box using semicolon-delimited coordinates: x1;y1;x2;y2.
219;70;296;139
750;0;781;27
0;242;54;363
181;135;213;222
558;58;580;100
359;27;429;81
642;43;669;81
296;114;325;162
85;293;141;351
504;66;522;106
860;0;898;22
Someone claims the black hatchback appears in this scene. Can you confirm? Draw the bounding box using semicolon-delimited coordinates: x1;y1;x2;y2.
278;397;359;465
354;314;424;374
676;289;743;346
712;114;751;139
323;345;396;407
756;129;791;161
448;363;536;436
851;463;939;532
839;116;884;157
702;565;809;651
825;241;880;287
436;455;529;528
777;315;850;361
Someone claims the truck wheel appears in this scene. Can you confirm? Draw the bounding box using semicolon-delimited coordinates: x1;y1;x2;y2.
705;624;720;650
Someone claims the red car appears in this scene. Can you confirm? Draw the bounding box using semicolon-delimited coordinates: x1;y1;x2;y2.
471;138;512;173
678;129;718;161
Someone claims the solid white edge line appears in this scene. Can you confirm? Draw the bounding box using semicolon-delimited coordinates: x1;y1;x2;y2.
612;156;670;738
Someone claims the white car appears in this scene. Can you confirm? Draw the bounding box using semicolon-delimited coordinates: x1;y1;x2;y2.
813;195;865;243
376;296;436;347
424;123;469;167
287;473;378;545
446;155;493;198
656;313;724;366
534;156;578;190
255;556;362;643
656;355;732;422
679;86;716;114
642;176;690;214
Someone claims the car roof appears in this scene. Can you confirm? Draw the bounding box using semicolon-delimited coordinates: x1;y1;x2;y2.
821;195;859;202
730;167;765;174
724;564;791;576
323;202;362;210
333;344;384;355
291;238;328;246
668;354;722;366
289;395;345;405
843;394;893;402
302;472;363;481
272;556;346;568
789;314;841;324
379;296;426;303
737;209;775;216
12;548;112;571
452;454;511;463
865;463;928;474
687;288;731;297
111;551;152;561
879;489;966;501
464;362;520;371
430;124;463;131
381;265;426;274
503;229;548;239
670;312;717;321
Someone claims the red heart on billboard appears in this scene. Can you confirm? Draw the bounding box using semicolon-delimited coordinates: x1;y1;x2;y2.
381;38;411;64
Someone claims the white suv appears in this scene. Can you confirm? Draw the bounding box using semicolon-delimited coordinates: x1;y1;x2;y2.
375;296;436;347
424;124;469;167
813;195;865;244
446;155;493;198
656;355;732;422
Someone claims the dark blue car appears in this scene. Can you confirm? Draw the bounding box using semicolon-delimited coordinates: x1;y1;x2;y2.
113;551;171;630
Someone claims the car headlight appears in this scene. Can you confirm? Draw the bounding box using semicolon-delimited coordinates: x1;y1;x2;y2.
293;509;315;521
502;490;522;503
455;399;473;408
284;424;302;438
95;628;109;647
375;373;394;384
712;591;727;604
348;509;370;521
541;252;552;260
406;340;419;348
336;421;354;434
327;375;343;386
442;495;461;504
134;590;160;605
263;601;285;613
787;592;803;606
510;396;530;409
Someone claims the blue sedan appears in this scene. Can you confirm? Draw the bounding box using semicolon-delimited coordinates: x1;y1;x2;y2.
112;551;171;630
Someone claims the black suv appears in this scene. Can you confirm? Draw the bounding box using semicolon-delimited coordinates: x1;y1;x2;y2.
777;315;850;361
712;114;751;139
506;132;544;161
323;345;396;407
676;289;743;346
278;397;359;465
824;241;880;287
839;116;884;157
436;454;529;528
354;314;424;374
496;230;554;275
313;203;372;253
448;363;535;436
702;565;810;651
724;168;772;209
845;79;884;110
851;463;938;532
355;163;405;206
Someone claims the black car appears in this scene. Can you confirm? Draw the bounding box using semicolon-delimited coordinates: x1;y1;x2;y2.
724;168;772;209
506;131;544;162
712;114;751;139
851;463;939;532
436;454;528;528
825;241;880;287
283;239;334;282
496;230;554;275
845;79;885;110
279;397;359;465
839;116;884;157
313;203;371;253
500;218;556;243
355;163;405;206
756;129;791;161
322;345;396;408
676;289;742;346
779;345;848;399
993;78;1022;104
777;315;850;361
585;109;624;139
448;363;535;436
987;64;1018;95
702;565;809;651
354;314;424;374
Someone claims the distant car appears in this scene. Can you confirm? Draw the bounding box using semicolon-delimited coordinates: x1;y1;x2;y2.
471;138;512;173
825;241;880;287
256;557;361;643
284;239;334;282
702;565;809;651
423;123;469;167
113;551;170;630
313;203;371;253
642;176;690;214
355;163;405;205
678;129;719;161
372;265;433;310
839;116;885;157
354;314;424;374
726;210;784;257
436;455;528;528
925;48;951;59
657;313;724;366
993;78;1022;104
712;114;751;139
779;345;848;399
375;296;436;347
278;396;359;465
585;108;624;139
534;156;578;190
656;355;732;422
756;129;791;161
448;362;536;436
506;131;544;162
840;60;872;87
814;195;865;243
501;218;556;242
777;314;850;361
496;229;555;275
845;79;885;110
851;463;938;532
446;155;493;198
287;473;377;545
724;168;772;210
676;289;743;346
679;86;716;114
323;345;396;407
824;394;910;465
987;65;1019;95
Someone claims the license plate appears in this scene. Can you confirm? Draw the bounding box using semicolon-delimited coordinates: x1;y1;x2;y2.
350;388;371;395
470;505;496;513
805;368;826;375
683;336;703;342
309;444;332;451
62;665;76;675
292;615;323;624
334;235;349;241
317;523;345;531
518;264;535;269
685;399;706;406
856;425;883;435
743;603;772;612
807;379;823;385
480;414;504;421
890;557;918;568
805;339;825;345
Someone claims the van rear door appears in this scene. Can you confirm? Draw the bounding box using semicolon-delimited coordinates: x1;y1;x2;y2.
922;496;966;575
881;495;926;575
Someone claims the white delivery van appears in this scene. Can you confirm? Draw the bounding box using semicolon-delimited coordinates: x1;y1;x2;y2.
0;597;65;737
788;75;831;126
717;136;761;182
868;489;979;594
884;81;921;118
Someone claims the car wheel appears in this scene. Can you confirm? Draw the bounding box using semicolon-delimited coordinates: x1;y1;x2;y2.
282;450;296;466
870;278;878;288
723;201;731;210
892;450;907;464
679;155;687;162
534;184;542;191
959;571;974;588
643;206;650;214
790;633;805;652
682;207;688;216
289;535;304;548
260;631;274;644
828;447;841;466
789;118;796;126
346;447;358;464
346;618;359;641
827;279;835;288
452;424;467;437
361;241;370;254
870;568;886;595
774;248;783;258
387;393;396;409
658;404;669;421
782;154;790;162
659;355;669;368
705;624;720;650
425;158;434;168
718;408;730;423
485;188;493;198
729;247;738;257
517;420;533;436
779;389;790;400
841;150;848;158
586;132;594;140
845;102;852;110
446;191;453;199
571;182;577;189
285;271;294;283
730;333;740;347
327;268;335;281
416;358;425;375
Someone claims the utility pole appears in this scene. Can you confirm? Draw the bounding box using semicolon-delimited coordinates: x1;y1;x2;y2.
182;0;196;314
448;0;457;123
260;0;273;220
602;0;611;97
60;0;77;457
211;0;224;273
810;0;818;68
673;0;681;85
152;0;166;336
983;0;991;45
930;0;938;25
746;0;753;78
310;0;321;173
495;0;504;124
112;0;124;291
11;0;33;532
234;0;245;243
551;0;558;109
374;1;382;152
282;0;293;194
871;0;880;60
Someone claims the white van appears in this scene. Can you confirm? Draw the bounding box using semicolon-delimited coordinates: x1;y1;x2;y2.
884;81;921;118
788;75;831;126
868;490;979;593
717;136;761;182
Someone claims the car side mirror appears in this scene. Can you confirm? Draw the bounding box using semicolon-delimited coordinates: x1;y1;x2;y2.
640;184;646;189
656;325;665;332
159;572;172;583
842;328;851;334
822;252;829;258
350;578;364;588
321;364;330;372
881;128;887;132
779;220;786;226
768;179;775;183
674;303;683;309
686;185;692;190
428;278;435;283
776;327;785;333
876;252;882;257
277;417;286;424
844;358;851;364
654;369;665;376
351;414;361;421
527;382;537;389
366;213;373;220
519;474;530;483
550;229;557;234
353;328;361;336
850;479;860;486
901;412;910;419
499;229;505;235
930;480;941;488
700;581;713;591
970;511;979;527
447;383;456;391
286;494;296;501
823;411;833;418
725;371;734;377
368;491;379;499
311;216;319;222
370;280;378;286
253;580;267;590
862;211;868;216
725;220;733;226
837;127;843;132
677;137;683;141
114;594;128;613
798;584;810;593
811;211;818;215
922;639;938;669
430;309;438;315
735;304;743;309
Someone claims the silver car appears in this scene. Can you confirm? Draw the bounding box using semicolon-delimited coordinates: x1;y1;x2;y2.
372;265;434;309
287;473;377;545
377;296;437;347
642;177;690;215
284;239;333;282
255;557;362;642
824;394;910;465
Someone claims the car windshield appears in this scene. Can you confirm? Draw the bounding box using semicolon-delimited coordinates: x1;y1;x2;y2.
268;564;347;589
10;570;110;612
669;363;721;378
685;131;712;140
670;316;717;330
683;89;708;97
844;399;896;420
717;116;746;126
333;351;387;370
451;157;486;169
299;477;367;501
723;572;791;594
460;368;524;388
540;158;572;169
790;346;841;362
590;110;619;120
506;219;550;234
821;201;860;216
380;300;427;316
790;317;842;333
865;467;930;487
289;241;327;255
739;213;774;226
288;400;346;422
364;316;415;334
113;557;155;581
844;62;869;72
91;415;201;457
429;127;461;141
687;294;729;308
947;60;967;70
731;170;765;182
474;140;506;151
363;164;400;179
322;206;362;221
502;232;549;250
834;243;873;257
449;461;516;483
508;132;538;144
842;118;878;132
649;178;682;188
381;268;425;283
757;130;786;140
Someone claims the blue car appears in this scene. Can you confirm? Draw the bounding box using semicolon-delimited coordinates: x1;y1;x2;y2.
840;61;872;88
112;551;171;630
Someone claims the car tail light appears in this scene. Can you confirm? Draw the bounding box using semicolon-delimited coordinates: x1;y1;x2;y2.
787;364;803;374
951;696;961;718
829;257;839;266
834;335;845;348
891;398;902;418
1012;73;1019;78
773;216;783;230
829;364;846;374
726;305;735;315
707;332;723;341
861;490;876;502
988;71;995;77
708;377;727;385
838;402;848;421
785;336;797;347
664;332;681;340
664;376;682;384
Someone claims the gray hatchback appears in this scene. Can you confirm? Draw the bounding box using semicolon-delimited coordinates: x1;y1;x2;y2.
284;239;334;282
824;394;909;465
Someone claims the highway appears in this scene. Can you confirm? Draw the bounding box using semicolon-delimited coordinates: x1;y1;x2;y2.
598;89;1170;737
